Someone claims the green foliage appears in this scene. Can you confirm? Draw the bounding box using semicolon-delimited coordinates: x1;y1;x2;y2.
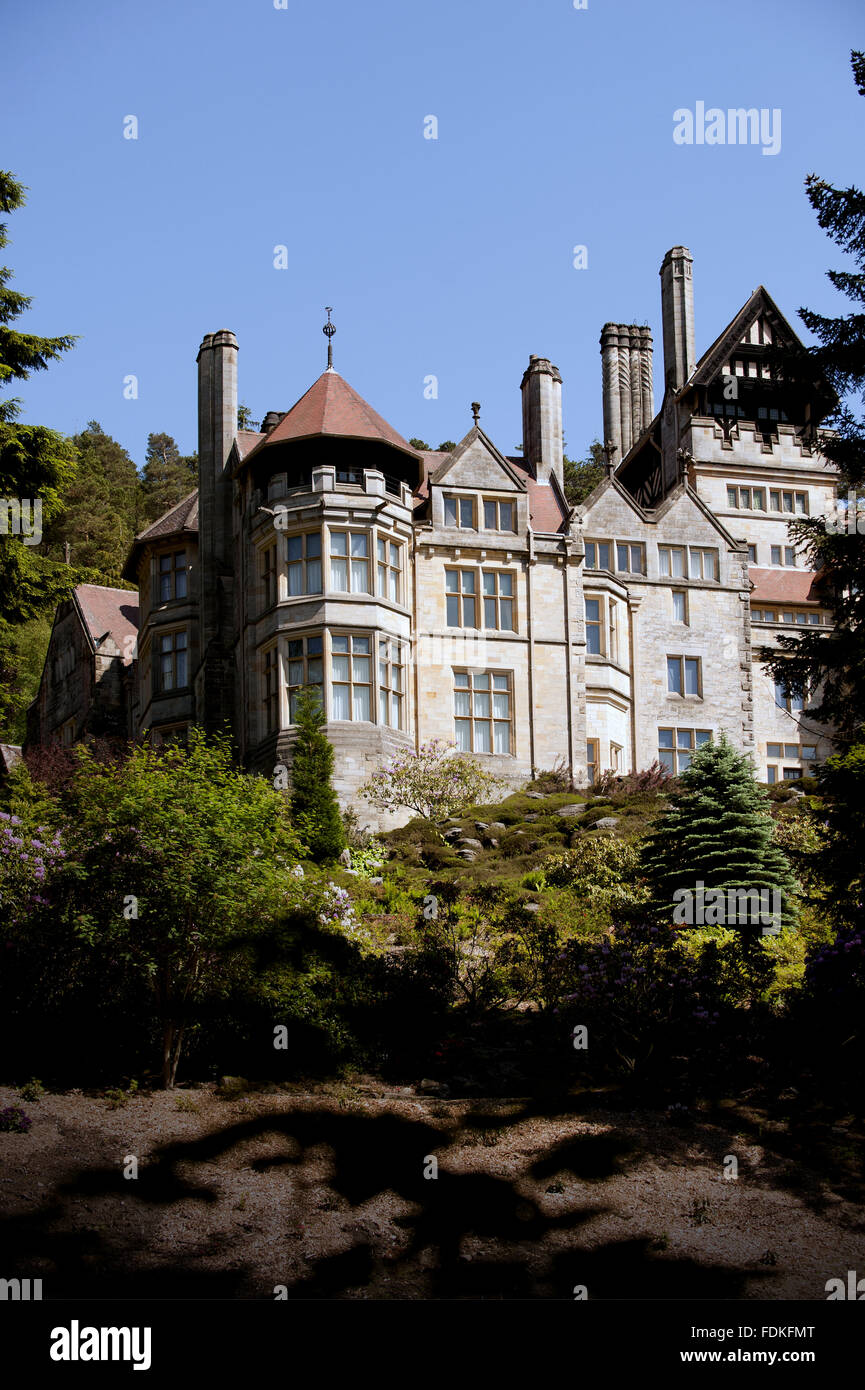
562;439;605;506
289;687;346;863
0;170;91;731
16;1077;45;1102
139;431;197;526
408;437;430;451
809;728;865;929
55;422;139;576
540;836;642;892
642;735;799;933
760;53;865;746
56;729;306;1086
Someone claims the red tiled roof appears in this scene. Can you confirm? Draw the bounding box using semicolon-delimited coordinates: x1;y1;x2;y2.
236;429;264;459
74;585;139;660
260;371;418;456
749;568;824;605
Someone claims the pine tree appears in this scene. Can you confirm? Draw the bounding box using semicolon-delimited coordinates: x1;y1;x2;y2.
41;421;140;578
289;687;346;863
140;432;197;525
761;51;865;747
642;735;799;934
0;170;86;738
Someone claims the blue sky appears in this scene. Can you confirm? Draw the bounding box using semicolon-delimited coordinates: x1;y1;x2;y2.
3;0;862;468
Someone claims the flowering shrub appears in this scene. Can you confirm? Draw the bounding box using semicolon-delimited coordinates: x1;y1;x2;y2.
319;883;378;954
361;740;504;836
0;1105;32;1133
0;811;65;927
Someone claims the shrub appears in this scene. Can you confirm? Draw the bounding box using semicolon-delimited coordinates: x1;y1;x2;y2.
361;740;504;836
17;1078;45;1102
542;837;641;892
0;1105;32;1133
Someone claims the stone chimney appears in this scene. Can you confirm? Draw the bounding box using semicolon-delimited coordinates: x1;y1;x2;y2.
261;410;283;435
520;355;563;485
197;329;238;734
659;246;695;392
600;324;654;464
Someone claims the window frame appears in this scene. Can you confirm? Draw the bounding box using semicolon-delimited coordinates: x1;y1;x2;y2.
328;529;371;594
453;669;513;755
483;498;516;533
155;627;188;694
286;633;324;722
666;654;703;698
444;495;476;529
482;569;515;631
657;726;711;773
157;549;188;604
331;632;373;723
287;529;323;597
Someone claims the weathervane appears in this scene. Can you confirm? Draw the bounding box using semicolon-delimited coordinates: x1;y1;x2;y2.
323;306;336;370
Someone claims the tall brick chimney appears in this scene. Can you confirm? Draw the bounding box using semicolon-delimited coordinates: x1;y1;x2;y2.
600;324;654;465
520;355;563;486
197;329;238;733
659;246;695;391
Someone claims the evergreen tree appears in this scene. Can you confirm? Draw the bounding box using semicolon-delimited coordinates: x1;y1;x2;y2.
289;687;346;863
140;431;197;525
761;51;865;747
563;439;606;506
41;421;140;578
0;170;86;738
642;735;799;934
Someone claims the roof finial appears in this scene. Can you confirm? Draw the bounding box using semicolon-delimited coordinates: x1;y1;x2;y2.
471;401;481;425
603;439;618;474
323;306;336;370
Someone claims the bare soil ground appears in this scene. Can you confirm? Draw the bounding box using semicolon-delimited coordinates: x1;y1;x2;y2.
1;1081;862;1300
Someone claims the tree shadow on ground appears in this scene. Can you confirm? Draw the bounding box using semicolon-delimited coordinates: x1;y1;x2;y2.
0;1097;776;1300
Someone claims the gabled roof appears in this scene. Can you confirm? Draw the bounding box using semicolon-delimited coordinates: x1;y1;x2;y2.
687;285;805;390
428;424;527;490
244;370;420;461
415;433;568;532
73;584;139;659
123;491;199;580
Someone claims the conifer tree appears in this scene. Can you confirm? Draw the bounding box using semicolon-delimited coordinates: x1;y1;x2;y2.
289;687;346;863
761;51;865;747
0;170;86;737
642;735;799;933
41;421;140;578
140;432;197;525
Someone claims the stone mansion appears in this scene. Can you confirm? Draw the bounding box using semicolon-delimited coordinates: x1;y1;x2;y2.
29;246;838;811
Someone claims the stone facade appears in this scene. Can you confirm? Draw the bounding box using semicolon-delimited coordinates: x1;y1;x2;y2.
30;246;838;813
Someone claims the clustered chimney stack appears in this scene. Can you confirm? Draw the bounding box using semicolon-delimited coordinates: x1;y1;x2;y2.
659;246;696;391
520;355;563;486
599;324;654;464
